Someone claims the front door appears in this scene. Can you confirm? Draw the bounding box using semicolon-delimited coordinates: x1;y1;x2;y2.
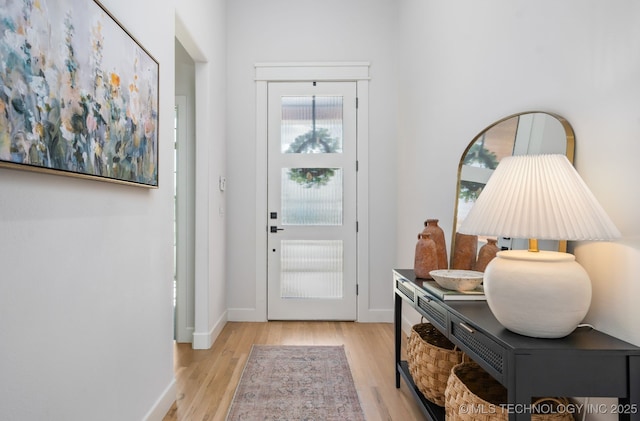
267;81;358;320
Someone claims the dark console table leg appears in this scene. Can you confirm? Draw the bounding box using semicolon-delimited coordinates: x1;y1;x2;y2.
627;355;640;421
394;292;402;388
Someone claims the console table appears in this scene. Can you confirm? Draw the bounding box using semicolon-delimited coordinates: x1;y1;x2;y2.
393;269;640;421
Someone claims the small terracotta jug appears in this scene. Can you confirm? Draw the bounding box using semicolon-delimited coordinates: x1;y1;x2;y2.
474;238;499;272
421;219;448;270
451;232;478;270
414;232;438;279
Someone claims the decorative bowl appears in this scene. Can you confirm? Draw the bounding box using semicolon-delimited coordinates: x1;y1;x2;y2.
429;269;484;292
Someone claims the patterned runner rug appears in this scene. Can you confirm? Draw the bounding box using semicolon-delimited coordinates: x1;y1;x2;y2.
226;345;365;421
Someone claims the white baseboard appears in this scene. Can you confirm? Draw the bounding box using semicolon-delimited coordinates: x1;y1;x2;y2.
175;326;194;344
227;307;393;323
227;307;267;322
143;378;176;421
358;308;393;323
192;311;228;349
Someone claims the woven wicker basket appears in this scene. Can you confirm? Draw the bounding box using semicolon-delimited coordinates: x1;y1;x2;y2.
445;361;574;421
406;322;464;406
530;398;576;421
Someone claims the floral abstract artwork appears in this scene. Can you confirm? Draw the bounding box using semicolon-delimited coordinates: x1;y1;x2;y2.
0;0;159;187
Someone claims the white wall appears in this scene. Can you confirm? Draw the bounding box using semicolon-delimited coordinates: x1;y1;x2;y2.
396;2;640;418
225;0;399;320
0;0;229;417
0;0;175;419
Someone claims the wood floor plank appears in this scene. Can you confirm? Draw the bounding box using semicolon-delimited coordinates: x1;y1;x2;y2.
162;321;425;421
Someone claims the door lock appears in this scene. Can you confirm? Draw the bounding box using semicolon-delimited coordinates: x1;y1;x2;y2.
270;226;285;233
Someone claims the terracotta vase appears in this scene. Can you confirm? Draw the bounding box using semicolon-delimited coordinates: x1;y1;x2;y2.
474;238;499;272
421;219;448;270
414;233;438;279
451;232;478;270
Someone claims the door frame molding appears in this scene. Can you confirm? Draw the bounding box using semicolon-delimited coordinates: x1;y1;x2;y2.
254;62;370;322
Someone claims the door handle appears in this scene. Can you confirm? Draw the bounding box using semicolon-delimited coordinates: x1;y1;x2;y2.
270;226;285;233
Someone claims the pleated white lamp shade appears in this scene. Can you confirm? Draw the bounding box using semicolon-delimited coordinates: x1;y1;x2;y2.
458;154;621;241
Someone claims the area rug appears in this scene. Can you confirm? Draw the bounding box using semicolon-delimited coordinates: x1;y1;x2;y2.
226;345;365;421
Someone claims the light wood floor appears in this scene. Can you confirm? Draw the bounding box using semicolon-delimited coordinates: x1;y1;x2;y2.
162;321;425;421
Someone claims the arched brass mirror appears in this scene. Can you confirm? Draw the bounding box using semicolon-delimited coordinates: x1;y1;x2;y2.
451;112;575;266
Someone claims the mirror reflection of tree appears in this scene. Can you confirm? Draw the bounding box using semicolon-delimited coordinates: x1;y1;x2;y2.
459;134;500;203
459;180;485;203
464;134;500;169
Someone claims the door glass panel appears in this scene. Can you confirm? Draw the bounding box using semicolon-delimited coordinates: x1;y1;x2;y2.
281;168;343;225
280;240;343;299
281;96;343;154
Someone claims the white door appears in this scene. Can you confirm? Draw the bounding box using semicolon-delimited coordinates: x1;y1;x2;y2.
267;82;358;320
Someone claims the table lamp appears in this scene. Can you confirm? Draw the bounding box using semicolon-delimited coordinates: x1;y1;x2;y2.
458;154;621;338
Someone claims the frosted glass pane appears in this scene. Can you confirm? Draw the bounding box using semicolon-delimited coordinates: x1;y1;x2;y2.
280;240;343;299
282;168;342;225
280;96;343;154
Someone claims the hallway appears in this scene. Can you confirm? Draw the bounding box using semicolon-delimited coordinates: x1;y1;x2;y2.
163;321;424;420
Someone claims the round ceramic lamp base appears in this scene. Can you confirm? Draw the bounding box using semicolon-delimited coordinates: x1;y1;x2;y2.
483;250;592;338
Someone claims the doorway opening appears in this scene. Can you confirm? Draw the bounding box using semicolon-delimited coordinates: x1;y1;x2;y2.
174;38;196;343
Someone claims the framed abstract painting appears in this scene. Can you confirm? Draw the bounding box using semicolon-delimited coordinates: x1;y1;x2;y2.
0;0;159;187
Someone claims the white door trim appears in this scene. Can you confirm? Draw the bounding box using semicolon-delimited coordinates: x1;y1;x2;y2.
252;62;370;322
255;62;370;81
